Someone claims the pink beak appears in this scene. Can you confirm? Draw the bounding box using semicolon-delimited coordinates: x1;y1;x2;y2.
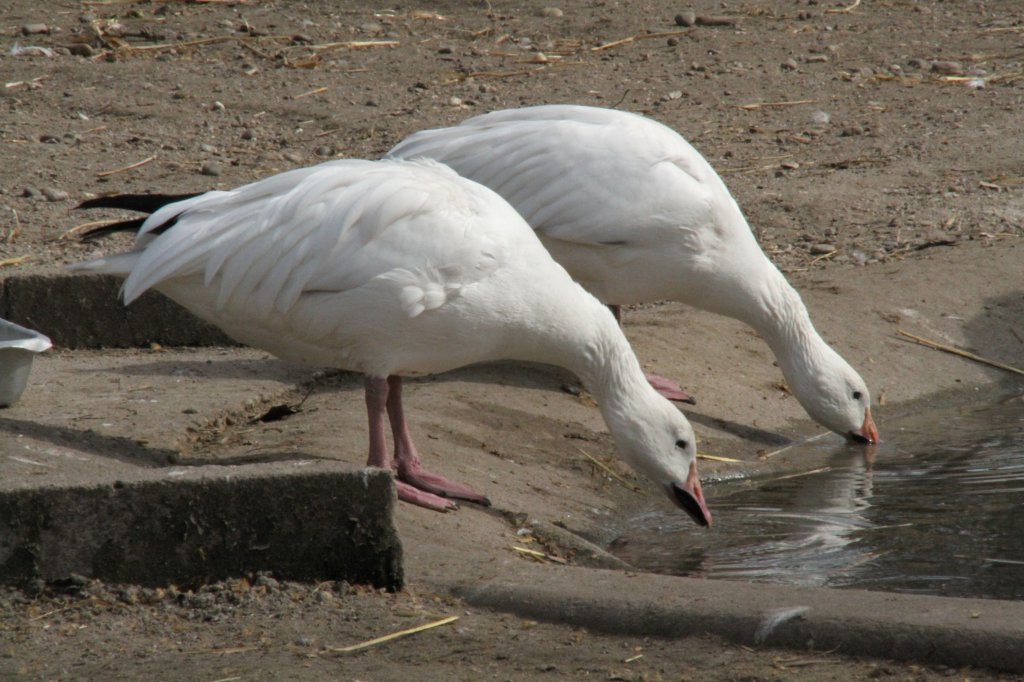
671;461;712;527
850;407;879;444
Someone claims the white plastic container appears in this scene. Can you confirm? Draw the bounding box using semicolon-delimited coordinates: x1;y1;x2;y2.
0;318;51;407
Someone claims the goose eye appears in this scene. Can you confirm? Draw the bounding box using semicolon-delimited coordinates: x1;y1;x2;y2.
852;391;863;401
675;439;688;450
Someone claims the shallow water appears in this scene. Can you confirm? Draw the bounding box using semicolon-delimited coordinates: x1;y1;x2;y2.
609;393;1024;600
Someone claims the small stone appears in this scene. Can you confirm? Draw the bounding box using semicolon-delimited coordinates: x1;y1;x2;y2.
811;109;830;125
210;101;225;111
674;10;697;27
805;54;829;63
315;145;334;157
21;23;49;36
291;33;313;45
667;36;679;46
437;45;454;54
781;57;798;71
448;96;463;106
365;99;378;107
41;187;69;202
780;161;800;170
906;57;928;70
809;243;836;255
930;60;963;76
200;161;222;176
841;125;865;137
254;573;279;590
240;128;255;140
22;187;40;199
538;7;563;17
39;134;61;144
199;143;217;153
68;43;95;57
283;151;303;164
294;635;314;646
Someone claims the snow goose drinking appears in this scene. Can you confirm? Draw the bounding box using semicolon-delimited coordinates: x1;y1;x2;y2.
387;105;878;444
72;158;712;524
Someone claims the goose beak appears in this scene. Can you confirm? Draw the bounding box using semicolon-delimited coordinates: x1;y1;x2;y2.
670;461;712;528
848;407;879;445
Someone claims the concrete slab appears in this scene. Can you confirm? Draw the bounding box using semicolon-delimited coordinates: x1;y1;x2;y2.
0;461;403;591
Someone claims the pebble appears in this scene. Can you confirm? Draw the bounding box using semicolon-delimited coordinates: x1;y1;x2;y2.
906;57;928;70
199;143;217;153
809;243;836;255
538;7;563;18
805;54;829;64
674;10;697;27
283;151;303;164
200;161;222;176
39;134;61;144
41;187;69;202
781;58;798;71
315;145;334;157
240;128;255;140
21;23;49;35
449;96;463;106
810;109;831;125
930;60;963;76
68;43;95;57
210;101;225;111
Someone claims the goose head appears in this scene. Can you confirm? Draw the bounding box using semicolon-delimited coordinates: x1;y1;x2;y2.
793;357;879;445
607;397;712;527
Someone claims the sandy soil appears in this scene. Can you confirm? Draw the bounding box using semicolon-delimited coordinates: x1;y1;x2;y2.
2;0;1023;679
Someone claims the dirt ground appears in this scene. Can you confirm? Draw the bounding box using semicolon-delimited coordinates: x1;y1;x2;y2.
2;0;1024;679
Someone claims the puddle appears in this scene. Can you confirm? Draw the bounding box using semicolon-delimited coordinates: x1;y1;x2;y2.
608;393;1024;600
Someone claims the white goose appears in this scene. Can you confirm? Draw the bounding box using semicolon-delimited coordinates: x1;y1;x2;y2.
72;158;712;524
388;105;878;443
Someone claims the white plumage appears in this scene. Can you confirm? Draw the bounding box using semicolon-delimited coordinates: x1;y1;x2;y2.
73;158;712;523
388;105;878;443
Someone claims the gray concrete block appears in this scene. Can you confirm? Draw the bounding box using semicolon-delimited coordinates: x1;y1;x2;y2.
0;463;403;591
0;273;232;349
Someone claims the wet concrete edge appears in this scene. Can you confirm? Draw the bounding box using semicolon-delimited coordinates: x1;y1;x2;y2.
460;564;1024;673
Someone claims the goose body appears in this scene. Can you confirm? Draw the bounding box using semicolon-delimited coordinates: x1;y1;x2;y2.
73;158;711;523
388;105;878;443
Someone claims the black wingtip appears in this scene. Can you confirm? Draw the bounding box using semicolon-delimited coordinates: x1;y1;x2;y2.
76;192;200;214
79;217;148;241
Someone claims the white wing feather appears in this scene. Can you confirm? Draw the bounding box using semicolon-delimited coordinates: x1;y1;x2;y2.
105;160;507;321
387;105;728;249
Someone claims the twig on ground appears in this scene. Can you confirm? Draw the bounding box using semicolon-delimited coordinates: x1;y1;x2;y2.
293;86;328;100
96;155;156;177
326;615;459;655
698;453;743;463
896;330;1024;376
0;255;30;268
576;446;644;493
58;219;118;241
826;0;862;13
737;99;816;110
512;546;567;564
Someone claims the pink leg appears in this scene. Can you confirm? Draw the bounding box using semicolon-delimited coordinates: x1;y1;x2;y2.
645;374;697;405
364;376;457;512
384;376;491;507
607;305;697;404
